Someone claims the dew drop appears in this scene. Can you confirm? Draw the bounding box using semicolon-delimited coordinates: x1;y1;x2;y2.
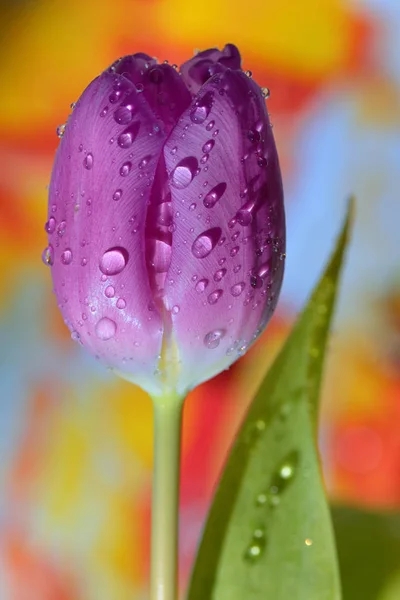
139;155;152;169
105;285;115;298
250;275;263;288
71;330;80;342
120;161;132;177
45;217;56;234
203;182;227;209
207;289;223;305
171;305;180;315
202;139;215;154
100;106;109;117
204;328;225;349
56;124;66;138
170;157;198;189
190;91;213;124
214;268;227;282
236;209;252;226
61;249;73;265
262;87;270;99
57;221;66;237
230;246;239;257
206;120;215;131
99;247;129;275
116;297;126;309
117;121;140;148
95;317;117;340
114;106;133;125
243;527;266;564
231;282;245;297
42;245;54;266
195;278;209;293
113;189;123;201
189;202;197;211
192;227;222;258
83;153;93;170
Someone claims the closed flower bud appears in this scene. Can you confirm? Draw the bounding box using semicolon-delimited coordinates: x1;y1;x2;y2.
44;44;285;397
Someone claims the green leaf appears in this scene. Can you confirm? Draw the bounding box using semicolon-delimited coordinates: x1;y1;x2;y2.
188;200;354;600
332;505;400;600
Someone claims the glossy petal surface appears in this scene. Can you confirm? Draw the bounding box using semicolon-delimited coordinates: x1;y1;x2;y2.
163;69;285;394
48;71;167;395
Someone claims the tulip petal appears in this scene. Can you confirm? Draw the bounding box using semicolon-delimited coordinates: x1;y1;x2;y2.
113;55;191;133
48;71;168;395
163;69;285;394
180;44;242;95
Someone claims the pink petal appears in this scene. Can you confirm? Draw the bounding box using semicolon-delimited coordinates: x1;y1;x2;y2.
47;71;167;395
163;69;285;394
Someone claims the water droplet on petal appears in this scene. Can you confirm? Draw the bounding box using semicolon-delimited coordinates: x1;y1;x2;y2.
262;87;270;99
45;217;56;234
206;120;215;131
204;328;225;349
116;297;126;309
56;124;66;138
231;282;245;296
99;247;129;275
100;106;109;117
113;189;123;201
195;278;209;293
207;289;223;305
61;249;73;265
214;268;227;282
139;155;152;169
96;317;117;340
170;157;198;189
120;161;132;177
42;245;54;266
203;182;227;209
192;227;222;258
190;91;213;124
57;221;66;237
83;153;93;170
114;106;133;125
202;139;215;154
117;121;140;148
236;209;252;226
189;202;197;211
230;246;239;257
105;285;115;298
171;305;180;314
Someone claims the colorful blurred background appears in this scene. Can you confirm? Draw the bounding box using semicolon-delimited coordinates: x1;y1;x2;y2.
1;0;400;598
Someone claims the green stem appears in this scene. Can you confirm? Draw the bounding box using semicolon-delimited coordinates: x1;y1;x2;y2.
150;393;184;600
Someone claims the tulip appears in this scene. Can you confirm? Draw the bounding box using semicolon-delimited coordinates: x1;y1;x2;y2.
44;43;285;399
44;44;285;600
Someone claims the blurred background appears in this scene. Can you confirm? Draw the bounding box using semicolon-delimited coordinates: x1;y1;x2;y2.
0;0;399;598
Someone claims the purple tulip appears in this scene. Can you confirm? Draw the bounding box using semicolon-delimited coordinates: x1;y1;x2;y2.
44;44;285;397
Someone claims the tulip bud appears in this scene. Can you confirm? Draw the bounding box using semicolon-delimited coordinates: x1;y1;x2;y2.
44;44;285;398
